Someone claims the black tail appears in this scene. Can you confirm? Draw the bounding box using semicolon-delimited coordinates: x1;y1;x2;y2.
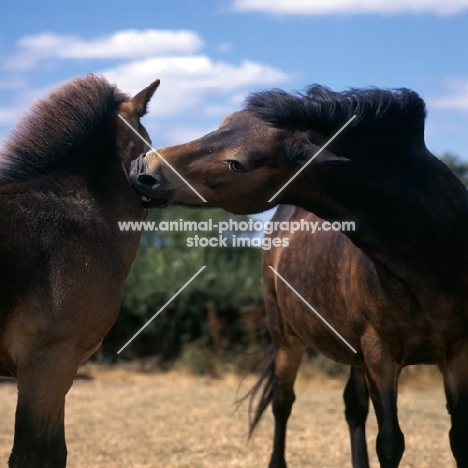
239;344;277;439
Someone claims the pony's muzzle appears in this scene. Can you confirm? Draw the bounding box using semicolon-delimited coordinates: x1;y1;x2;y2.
130;153;157;187
129;153;168;207
138;158;158;186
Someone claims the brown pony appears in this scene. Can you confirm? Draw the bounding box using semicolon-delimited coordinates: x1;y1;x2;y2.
130;85;468;468
0;74;159;467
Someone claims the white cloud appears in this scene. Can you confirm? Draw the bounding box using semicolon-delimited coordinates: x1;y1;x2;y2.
0;107;17;125
0;76;27;89
163;125;221;146
217;42;233;53
430;79;468;111
0;84;44;128
203;92;246;116
0;29;291;142
102;56;291;117
230;0;468;15
6;30;204;70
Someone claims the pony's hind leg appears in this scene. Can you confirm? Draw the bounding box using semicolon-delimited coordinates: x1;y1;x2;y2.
269;339;306;468
441;343;468;467
343;366;370;468
9;344;80;468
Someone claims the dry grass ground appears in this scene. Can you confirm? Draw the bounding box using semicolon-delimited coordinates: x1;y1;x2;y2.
0;365;455;467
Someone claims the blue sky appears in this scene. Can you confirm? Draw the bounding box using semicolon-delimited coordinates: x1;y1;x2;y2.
1;0;467;159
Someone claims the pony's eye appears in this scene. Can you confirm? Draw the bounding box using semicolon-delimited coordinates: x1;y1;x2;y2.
227;160;247;173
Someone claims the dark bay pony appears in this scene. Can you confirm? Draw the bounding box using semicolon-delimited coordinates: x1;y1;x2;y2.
130;85;468;468
0;74;159;467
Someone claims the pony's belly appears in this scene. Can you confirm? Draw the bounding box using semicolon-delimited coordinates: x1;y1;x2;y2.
403;346;439;365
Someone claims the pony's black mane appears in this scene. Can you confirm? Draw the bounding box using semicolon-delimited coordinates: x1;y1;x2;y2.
0;75;128;184
245;85;427;135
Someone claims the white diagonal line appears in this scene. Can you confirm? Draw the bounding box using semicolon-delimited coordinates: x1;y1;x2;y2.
117;266;206;354
269;266;357;353
118;114;207;203
268;114;356;202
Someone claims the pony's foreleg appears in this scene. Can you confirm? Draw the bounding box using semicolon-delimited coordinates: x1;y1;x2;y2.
269;340;305;468
441;343;468;467
362;334;404;468
343;366;370;468
9;344;80;468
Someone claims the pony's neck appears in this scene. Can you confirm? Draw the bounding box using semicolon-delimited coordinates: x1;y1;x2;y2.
288;150;468;305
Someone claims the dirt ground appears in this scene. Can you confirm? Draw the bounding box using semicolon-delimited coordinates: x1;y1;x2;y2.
0;365;455;467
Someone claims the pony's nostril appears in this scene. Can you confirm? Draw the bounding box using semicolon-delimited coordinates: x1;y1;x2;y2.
137;173;157;186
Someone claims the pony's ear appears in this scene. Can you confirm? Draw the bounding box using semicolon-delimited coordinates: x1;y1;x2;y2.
300;142;351;167
131;79;160;117
287;132;350;167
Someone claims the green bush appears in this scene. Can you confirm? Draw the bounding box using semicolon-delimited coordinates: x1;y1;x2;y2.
101;206;265;364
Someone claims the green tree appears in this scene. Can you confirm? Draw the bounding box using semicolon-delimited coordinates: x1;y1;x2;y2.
439;153;468;186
